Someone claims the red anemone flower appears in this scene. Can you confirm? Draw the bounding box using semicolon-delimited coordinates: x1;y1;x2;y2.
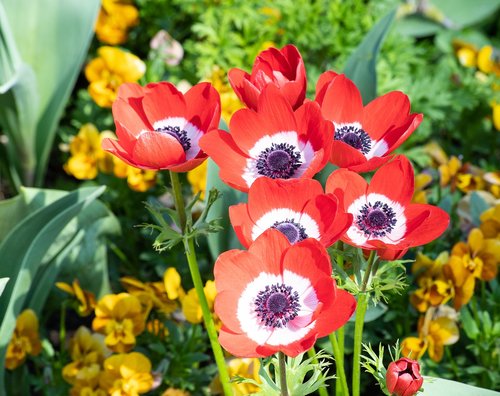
102;81;220;172
325;155;449;259
199;85;332;192
214;229;356;357
316;72;423;173
229;178;352;248
228;44;306;110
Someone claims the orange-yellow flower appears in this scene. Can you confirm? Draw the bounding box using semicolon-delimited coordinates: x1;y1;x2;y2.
210;357;262;395
480;203;500;238
63;327;107;386
5;309;42;370
163;267;185;301
95;0;139;45
161;388;190;396
477;45;500;76
412;173;433;204
181;280;220;329
92;293;146;353
56;279;97;316
111;156;157;192
99;352;154;396
85;46;145;108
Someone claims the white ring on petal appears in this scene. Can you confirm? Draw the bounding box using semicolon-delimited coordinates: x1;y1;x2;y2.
251;208;321;242
153;116;202;160
242;131;314;188
237;270;318;347
346;193;406;247
334;122;378;159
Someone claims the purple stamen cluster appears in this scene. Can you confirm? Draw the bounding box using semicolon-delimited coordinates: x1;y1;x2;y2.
255;283;300;328
256;143;302;179
157;125;191;151
335;124;372;154
356;200;397;237
272;219;308;244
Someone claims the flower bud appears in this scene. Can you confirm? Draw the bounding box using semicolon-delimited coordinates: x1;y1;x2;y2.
386;357;423;396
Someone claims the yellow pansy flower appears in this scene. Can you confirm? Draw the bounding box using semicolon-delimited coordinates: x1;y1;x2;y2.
410;278;454;313
63;326;107;386
161;388;191;396
212;357;262;395
480;203;500;238
456;47;477;68
412;173;433;204
493;101;500;131
56;279;97;316
70;371;107;396
456;173;486;193
99;352;154;396
64;124;102;180
95;0;139;45
85;46;145;108
187;161;208;200
182;280;220;329
412;251;449;283
438;155;462;188
5;309;42;370
477;45;500;76
125;166;157;192
483;171;500;198
164;267;185;301
92;293;146;353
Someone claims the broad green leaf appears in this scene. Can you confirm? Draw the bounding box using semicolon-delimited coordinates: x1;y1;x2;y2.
344;9;396;104
394;15;443;37
0;279;8;298
423;377;500;395
0;0;100;187
433;0;500;29
0;186;105;392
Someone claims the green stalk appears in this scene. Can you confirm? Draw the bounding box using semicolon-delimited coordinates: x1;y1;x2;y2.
307;347;329;396
334;241;346;396
278;351;289;396
169;170;232;396
329;332;349;396
352;251;376;396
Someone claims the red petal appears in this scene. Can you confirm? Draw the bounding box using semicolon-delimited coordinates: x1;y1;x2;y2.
247;229;291;275
142;82;187;127
279;333;318;357
229;203;254;248
330;140;367;169
101;138;142;168
117;82;145;100
347;155;392;173
295;101;333;153
218;327;274;358
315;288;356;334
362;91;411;141
198;130;250;192
314;70;339;105
228;68;259;110
114;122;138;152
112;98;151;138
185;82;221;132
326;168;367;209
168;157;207;173
282;238;332;279
132;131;186;169
404;204;449;247
380;113;423;153
321;74;363;124
368;156;415;204
214;290;243;332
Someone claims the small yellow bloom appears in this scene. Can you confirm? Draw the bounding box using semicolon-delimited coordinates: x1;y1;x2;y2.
121;276;179;316
480;203;500;238
162;388;191;396
63;326;107;386
412;251;449;282
483;171;500;198
56;279;97;316
85;46;145;108
424;141;449;167
456;173;486;193
182;280;220;329
477;45;500;76
5;309;42;370
187;161;208;200
70;370;107;396
410;278;454;313
438;156;462;188
99;352;154;396
493;102;500;131
146;319;169;338
125;166;157;192
92;293;146;353
456;47;477;68
95;0;139;45
210;357;262;395
164;267;185;301
412;173;433;204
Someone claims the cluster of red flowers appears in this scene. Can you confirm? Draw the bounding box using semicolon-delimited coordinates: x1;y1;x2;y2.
102;45;449;358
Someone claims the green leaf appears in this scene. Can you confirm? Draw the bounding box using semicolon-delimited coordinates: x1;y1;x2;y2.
205;158;246;260
344;9;396;104
470;191;489;226
394;15;443;37
423;377;500;395
0;279;8;298
0;0;100;186
433;0;500;29
0;186;105;393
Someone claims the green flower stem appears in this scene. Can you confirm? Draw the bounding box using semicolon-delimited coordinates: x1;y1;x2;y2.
352;251;376;396
334;241;346;396
330;332;349;396
169;171;232;396
307;347;329;396
278;351;289;396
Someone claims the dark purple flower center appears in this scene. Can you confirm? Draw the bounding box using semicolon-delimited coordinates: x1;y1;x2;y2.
156;125;191;152
272;219;308;244
256;143;302;179
356;200;397;237
255;283;300;328
335;124;371;154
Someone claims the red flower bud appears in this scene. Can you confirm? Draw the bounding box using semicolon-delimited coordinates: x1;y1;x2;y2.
386;357;423;396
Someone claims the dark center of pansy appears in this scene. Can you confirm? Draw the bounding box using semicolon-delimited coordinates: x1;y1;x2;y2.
272;219;308;244
256;143;302;179
335;125;372;154
356;201;397;237
255;283;300;328
156;125;191;152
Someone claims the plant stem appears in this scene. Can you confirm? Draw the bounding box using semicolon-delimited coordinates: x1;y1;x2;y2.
279;351;289;396
330;332;349;396
352;251;376;396
169;170;232;396
307;347;329;396
334;241;346;396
